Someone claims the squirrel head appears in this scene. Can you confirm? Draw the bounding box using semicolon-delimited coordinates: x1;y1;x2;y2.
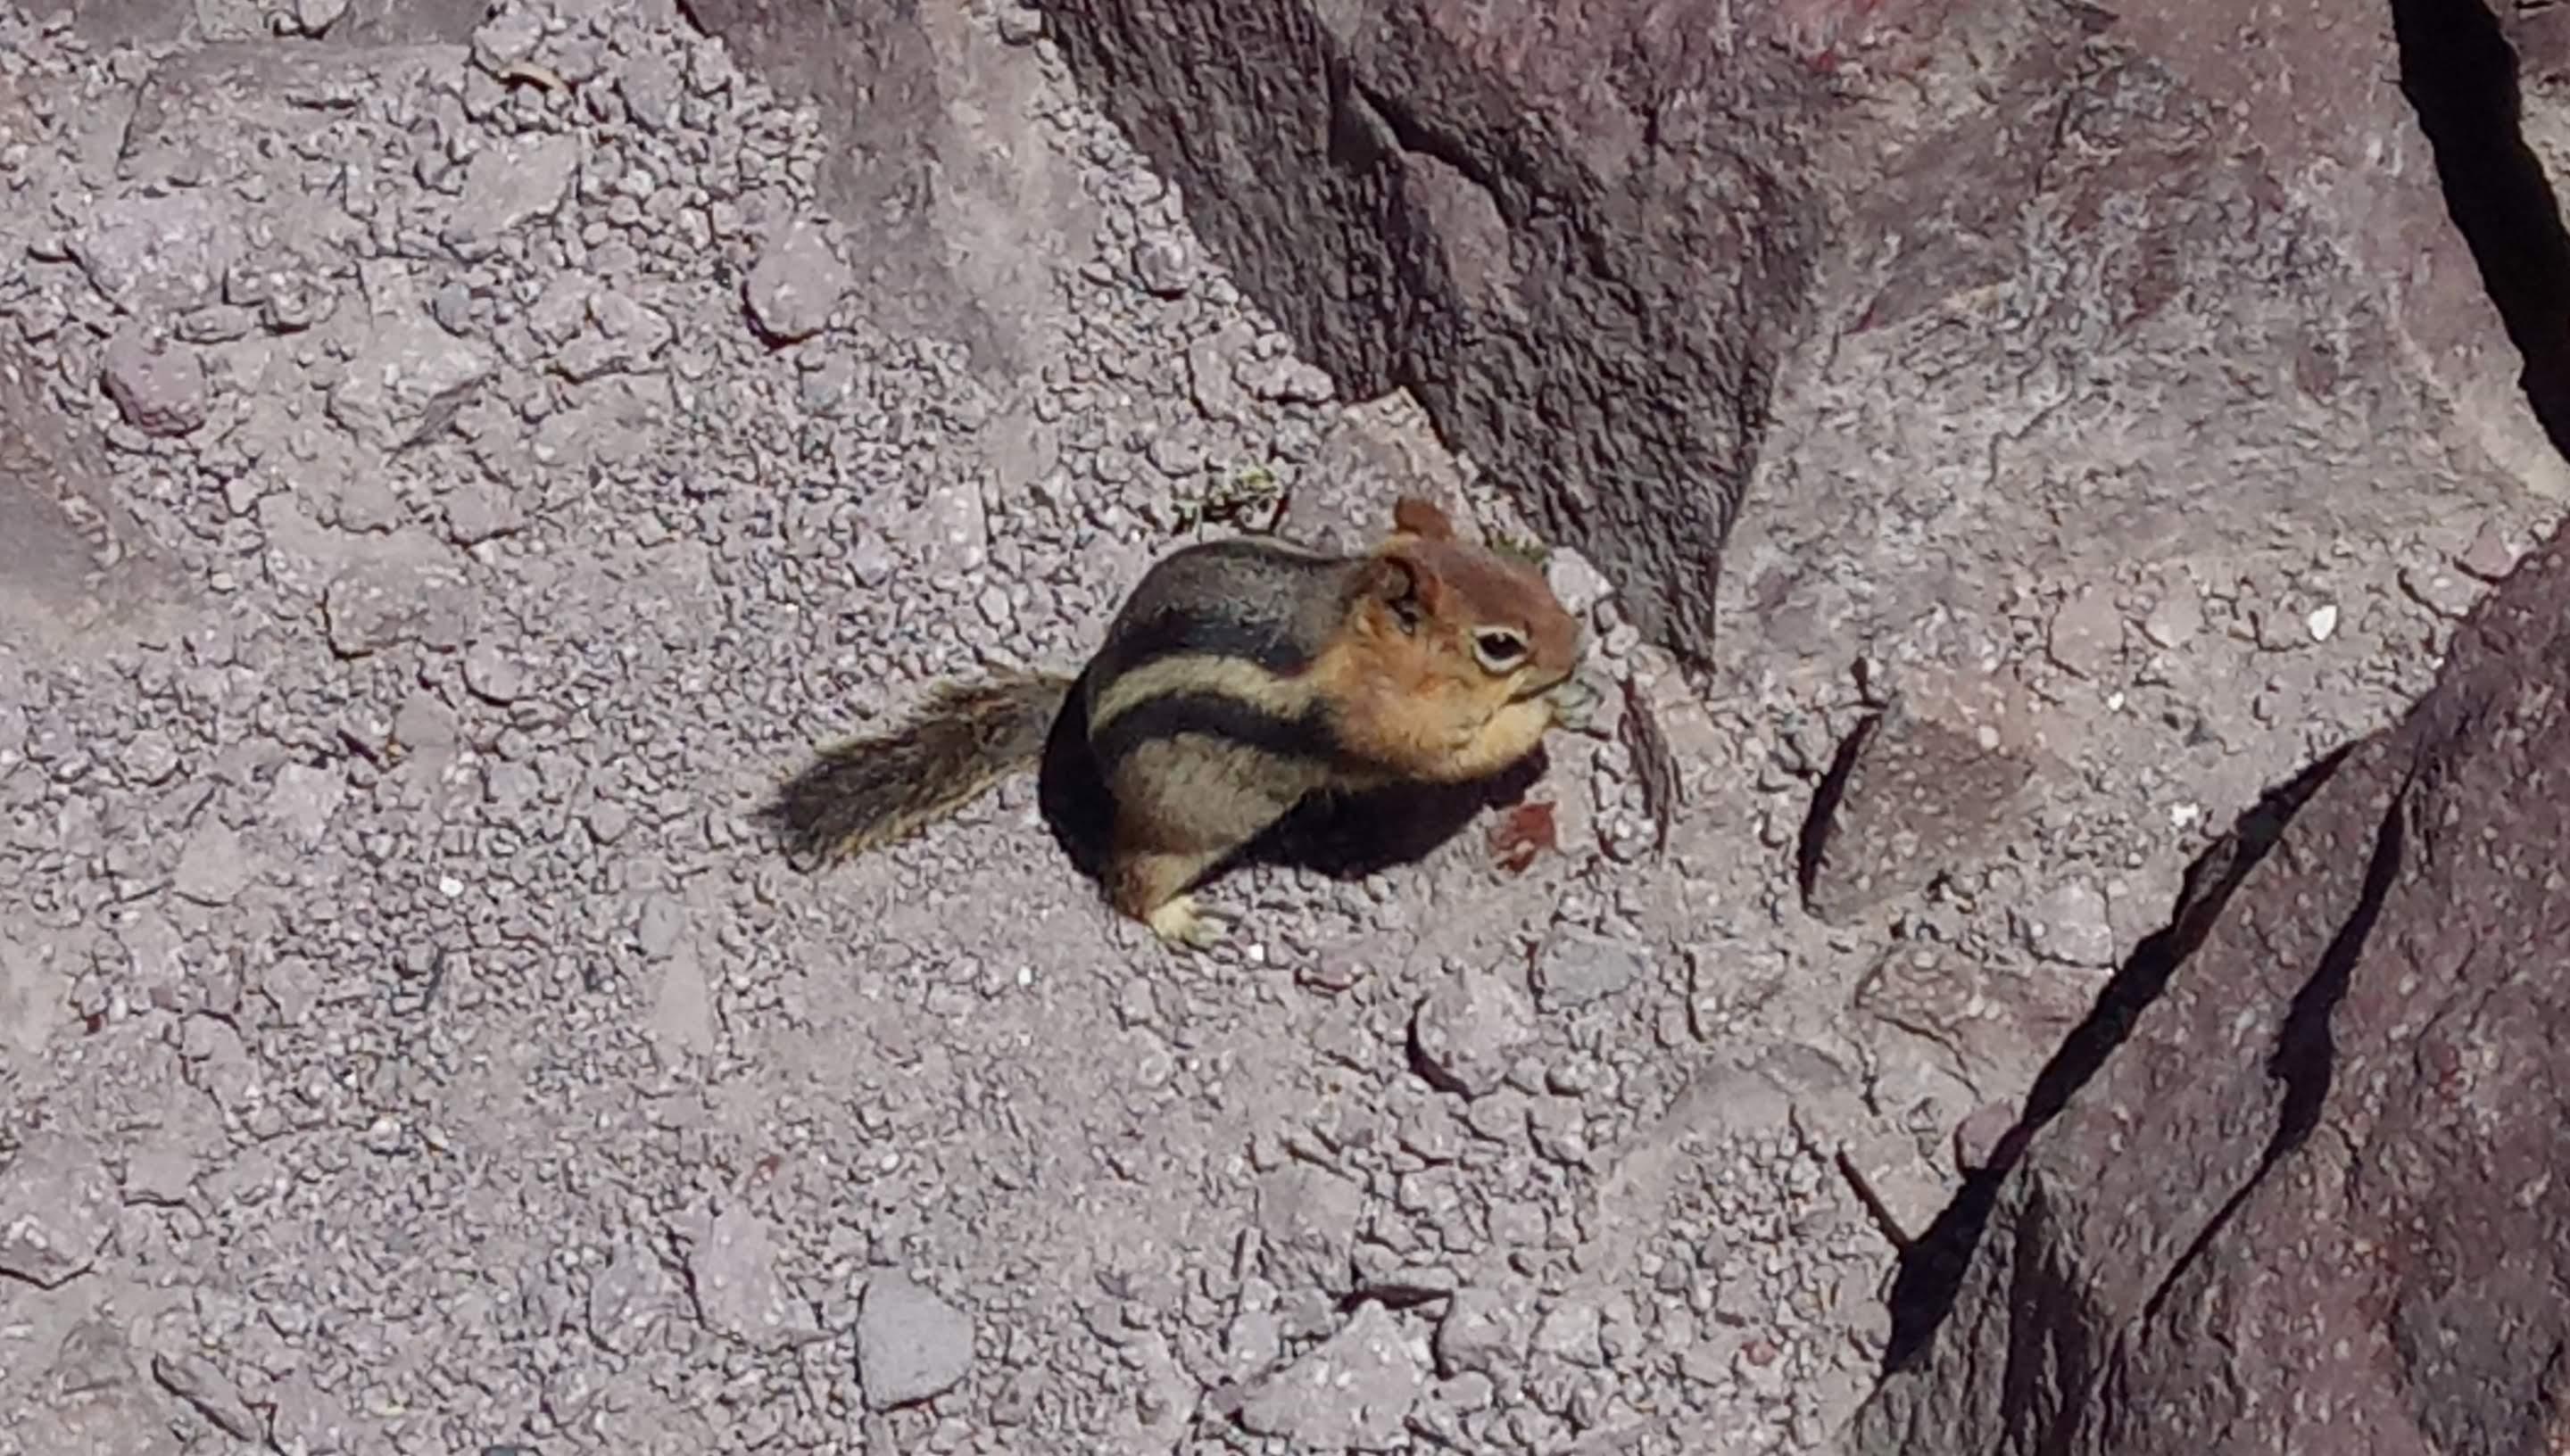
1347;496;1584;703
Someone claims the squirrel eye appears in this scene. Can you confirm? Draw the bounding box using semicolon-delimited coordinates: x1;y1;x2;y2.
1473;629;1529;672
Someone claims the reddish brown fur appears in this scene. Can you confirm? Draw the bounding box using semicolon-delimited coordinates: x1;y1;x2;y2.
1306;497;1583;781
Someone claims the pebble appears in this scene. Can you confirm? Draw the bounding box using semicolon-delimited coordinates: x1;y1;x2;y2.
682;1204;824;1352
854;1273;974;1410
124;728;181;785
100;328;210;437
327;316;500;451
1531;927;1646;1010
743;217;851;343
2018;879;2116;966
1236;1302;1426;1452
1410;967;1538;1098
2045;587;2121;678
443;134;583;261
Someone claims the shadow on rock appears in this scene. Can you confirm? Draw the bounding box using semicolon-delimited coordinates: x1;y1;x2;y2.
1876;738;2355;1370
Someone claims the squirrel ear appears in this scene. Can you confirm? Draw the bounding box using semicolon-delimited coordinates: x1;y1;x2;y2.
1390;496;1456;542
1361;547;1444;625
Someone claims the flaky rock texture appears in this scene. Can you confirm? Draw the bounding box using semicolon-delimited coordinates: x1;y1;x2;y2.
1845;514;2570;1454
1040;0;2554;662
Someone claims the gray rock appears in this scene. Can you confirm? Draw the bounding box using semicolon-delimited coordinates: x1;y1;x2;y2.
1255;1162;1363;1295
440;135;581;261
171;819;255;905
72;193;239;313
2019;878;2117;967
1531;927;1647;1010
263;765;345;849
327;316;498;451
1237;1302;1427;1452
855;1273;974;1410
742;218;851;343
124;728;181;785
100;329;209;437
321;560;476;658
619;53;684;130
1410;967;1537;1097
1433;1283;1530;1377
0;1130;116;1286
123;1147;200;1205
152;1351;261;1440
682;1204;822;1351
469;8;543;70
444;477;525;545
585;1245;676;1354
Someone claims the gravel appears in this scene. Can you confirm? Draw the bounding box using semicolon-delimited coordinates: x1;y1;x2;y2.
0;0;2461;1450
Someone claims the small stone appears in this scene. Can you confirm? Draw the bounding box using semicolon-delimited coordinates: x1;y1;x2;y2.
469;8;542;70
2304;601;2340;642
1544;547;1613;616
1237;1302;1426;1452
1132;231;1193;296
264;765;345;849
327;317;498;451
850;530;897;590
72;192;238;313
0;1130;117;1286
334;473;403;534
1434;1284;1530;1377
153;1352;261;1440
855;1274;974;1410
293;0;347;34
124;1147;199;1204
2458;518;2519;582
682;1204;823;1352
2044;587;2121;678
1952;1102;2015;1172
743;219;851;344
462;641;529;704
392;690;458;753
1530;1296;1604;1367
586;802;633;845
444;478;525;545
442;135;581;261
1531;927;1646;1010
994;3;1044;43
619;54;683;130
124;729;180;785
585;1245;676;1355
2142;575;2204;649
171;820;255;906
2398;562;2481;620
100;329;209;437
1256;1163;1364;1295
322;561;475;658
1410;968;1537;1098
2018;879;2116;966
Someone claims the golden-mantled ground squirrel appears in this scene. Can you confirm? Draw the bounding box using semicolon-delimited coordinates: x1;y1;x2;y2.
759;497;1595;948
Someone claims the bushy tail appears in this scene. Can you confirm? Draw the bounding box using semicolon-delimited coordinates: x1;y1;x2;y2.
759;669;1076;871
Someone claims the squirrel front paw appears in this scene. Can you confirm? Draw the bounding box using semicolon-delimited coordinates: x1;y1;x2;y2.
1546;675;1605;732
1147;894;1231;952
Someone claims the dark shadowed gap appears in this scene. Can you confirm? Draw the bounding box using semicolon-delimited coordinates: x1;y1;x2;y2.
2393;0;2570;457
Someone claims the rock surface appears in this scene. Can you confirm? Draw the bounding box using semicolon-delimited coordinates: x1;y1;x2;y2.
1044;0;2549;665
1845;516;2570;1453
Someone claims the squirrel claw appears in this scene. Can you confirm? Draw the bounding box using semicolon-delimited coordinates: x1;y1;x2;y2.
1147;895;1230;951
1547;676;1605;732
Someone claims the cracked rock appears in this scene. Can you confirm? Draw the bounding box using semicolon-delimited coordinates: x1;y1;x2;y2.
855;1272;974;1410
0;1130;117;1286
1237;1302;1426;1452
100;328;209;437
742;218;850;343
